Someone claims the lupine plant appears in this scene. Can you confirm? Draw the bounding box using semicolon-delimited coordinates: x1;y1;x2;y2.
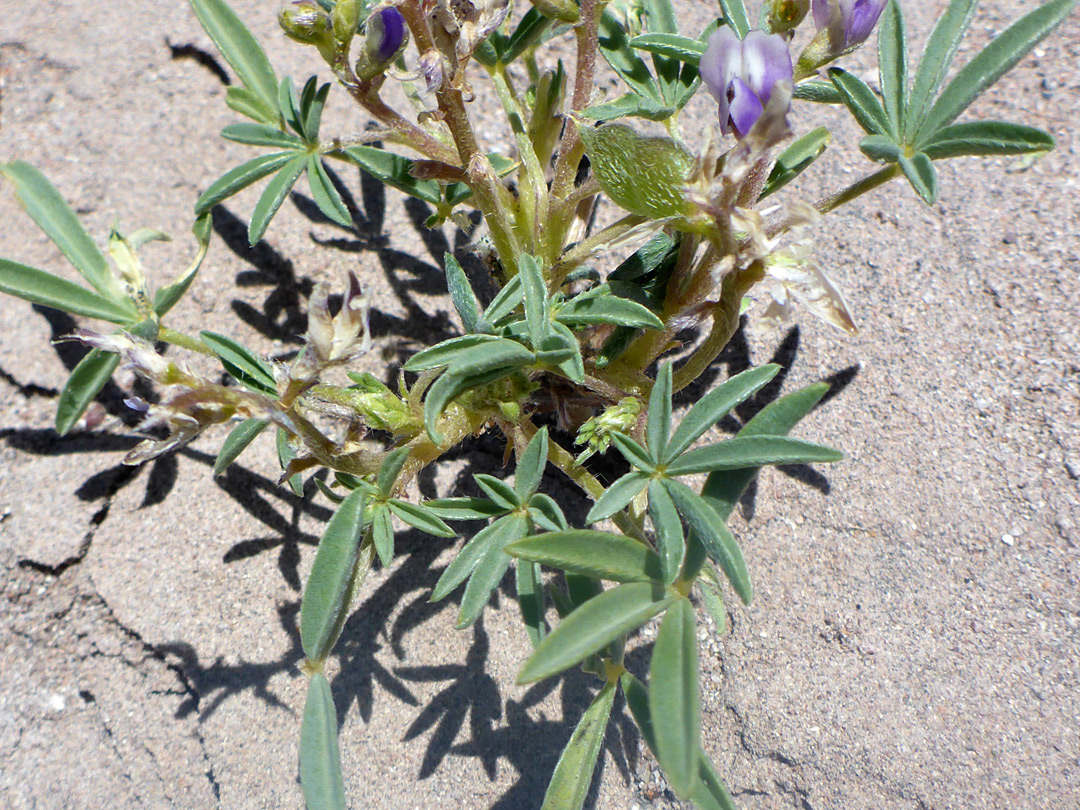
1;0;1074;807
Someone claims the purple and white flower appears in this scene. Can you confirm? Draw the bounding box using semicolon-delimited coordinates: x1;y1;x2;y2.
365;7;408;66
812;0;887;52
700;27;793;139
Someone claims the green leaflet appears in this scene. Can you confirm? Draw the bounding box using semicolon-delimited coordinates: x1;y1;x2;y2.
372;504;395;567
792;80;844;105
516;559;545;648
300;487;370;662
431;514;519;602
277;427;305;497
517;581;675;684
376;447;410;497
646;361;673;460
629;33;705;66
527;494;569;532
609;432;655;473
520;253;550;350
306;156;352;227
921;121;1056;159
423;497;507;521
700;382;830;521
55;349;121;435
342;146;442;204
444;252;481;334
474;474;521;511
649;598;700;799
221;123;304;149
647;478;684;584
1;161;119;300
387;499;455;537
760;127;831;200
189;0;280;113
514;427;549;500
200;330;277;394
194;151;300;214
248;154;308;245
506;530;663;583
904;0;979;140
299;673;346;810
665;364;780;461
878;0;908;134
717;0;750;37
664;436;843;476
0;259;137;323
404;334;502;372
621;673;737;810
213;417;269;475
663;479;752;605
598;9;662;102
225;86;278;125
554;284;664;330
585;471;649;523
456;514;529;628
898;152;938;205
581;94;675;123
828;68;894;139
540;681;617;810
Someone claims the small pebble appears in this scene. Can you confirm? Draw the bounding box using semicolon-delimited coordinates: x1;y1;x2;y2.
1002;533;1015;546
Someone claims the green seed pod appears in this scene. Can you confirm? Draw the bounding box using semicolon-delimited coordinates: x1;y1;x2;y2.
576;122;694;220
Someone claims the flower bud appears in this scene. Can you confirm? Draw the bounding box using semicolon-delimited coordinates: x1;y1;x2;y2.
768;0;810;34
812;0;886;53
332;0;361;44
355;6;409;80
574;397;642;464
279;1;332;46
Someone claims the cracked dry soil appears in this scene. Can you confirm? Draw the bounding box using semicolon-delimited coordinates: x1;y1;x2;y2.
2;1;1080;809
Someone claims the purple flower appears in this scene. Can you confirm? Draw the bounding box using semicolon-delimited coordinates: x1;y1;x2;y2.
700;28;793;139
812;0;887;51
365;7;407;65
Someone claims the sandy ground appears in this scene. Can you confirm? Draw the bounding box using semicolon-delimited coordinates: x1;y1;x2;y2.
1;1;1078;809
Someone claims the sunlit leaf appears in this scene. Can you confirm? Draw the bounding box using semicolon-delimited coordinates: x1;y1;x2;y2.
387;499;456;537
456;514;529;628
540;682;617;810
300;672;346;810
189;0;280;111
55;349;121;435
878;0;908;133
200;330;277;393
371;503;395;567
647;479;683;583
194;151;300;215
307;156;352;227
585;471;649;523
248;154;307;244
649;598;700;798
0;259;137;323
665;436;842;476
514;427;549;500
507;530;663;583
517;581;675;684
213;417;269;475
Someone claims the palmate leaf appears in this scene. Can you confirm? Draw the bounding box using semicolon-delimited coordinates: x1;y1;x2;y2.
641;0;681;104
55;348;121;435
342;146;442;205
299;673;346;810
541;681;617;810
554;283;664;330
1;162;120;300
404;334;502;372
507;530;663;583
221;123;304;149
898;152;938;205
300;487;370;662
189;0;279;114
598;9;662;102
649;598;700;799
517;581;675;684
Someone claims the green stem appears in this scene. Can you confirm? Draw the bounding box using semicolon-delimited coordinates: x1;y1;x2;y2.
158;327;214;356
768;164;900;239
